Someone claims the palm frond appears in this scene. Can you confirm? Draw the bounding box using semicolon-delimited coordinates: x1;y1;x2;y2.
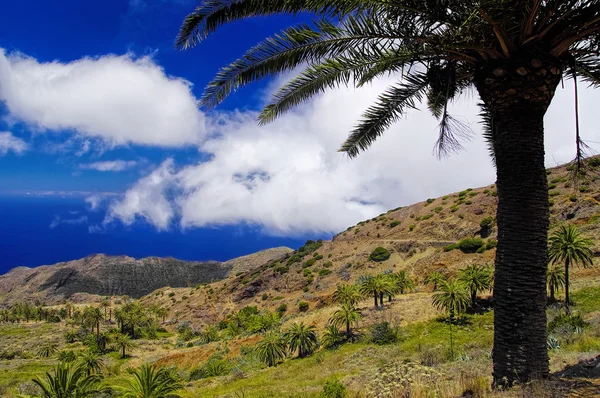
201;15;406;108
176;0;380;49
434;112;473;158
478;105;496;165
340;72;429;157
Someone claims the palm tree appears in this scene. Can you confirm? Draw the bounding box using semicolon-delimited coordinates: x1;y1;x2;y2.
118;364;182;398
547;263;566;304
321;325;344;349
177;1;600;386
256;332;287;367
114;333;133;358
549;225;594;312
37;343;58;358
79;350;104;376
329;304;361;339
457;264;493;308
359;275;394;308
432;279;471;360
332;284;362;306
100;299;111;322
283;322;319;358
425;271;447;291
155;307;168;324
389;270;414;301
84;307;103;336
32;362;106;398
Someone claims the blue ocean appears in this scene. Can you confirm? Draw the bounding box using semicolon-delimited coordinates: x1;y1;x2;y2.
0;194;314;274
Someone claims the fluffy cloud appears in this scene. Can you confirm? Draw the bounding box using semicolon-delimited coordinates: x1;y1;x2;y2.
105;75;600;236
0;132;28;155
0;49;205;146
80;160;138;172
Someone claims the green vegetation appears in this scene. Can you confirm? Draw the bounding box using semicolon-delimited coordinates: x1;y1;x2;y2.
368;247;391;262
457;265;493;307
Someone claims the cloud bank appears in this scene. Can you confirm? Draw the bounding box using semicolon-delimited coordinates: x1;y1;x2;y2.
0;49;205;147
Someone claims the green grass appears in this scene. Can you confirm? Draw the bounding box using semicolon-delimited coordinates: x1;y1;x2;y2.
571;286;600;314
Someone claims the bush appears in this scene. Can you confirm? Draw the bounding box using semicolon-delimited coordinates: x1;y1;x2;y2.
549;313;587;333
189;358;230;380
458;238;485;253
303;258;317;268
319;269;332;276
277;303;287;314
434;206;443;213
485;239;497;250
261;293;269;301
408;224;416;231
168;292;175;297
321;380;348;398
443;243;458;252
298;302;309;312
275;265;289;275
479;217;494;229
421;214;434;220
369;247;391;262
426;198;435;204
323;261;333;268
389;221;401;228
371;322;400;345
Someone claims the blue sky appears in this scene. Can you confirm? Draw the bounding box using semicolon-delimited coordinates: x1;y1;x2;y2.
0;1;599;269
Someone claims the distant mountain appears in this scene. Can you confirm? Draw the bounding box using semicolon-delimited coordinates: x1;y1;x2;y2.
0;247;292;305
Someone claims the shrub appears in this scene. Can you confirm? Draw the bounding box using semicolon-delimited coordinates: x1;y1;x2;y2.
321;380;348;398
275;265;289;275
390;221;401;228
443;243;458;252
319;269;332;276
569;194;578;202
434;206;443;213
549;313;587;333
464;200;473;205
549;190;560;197
479;217;494;229
277;303;288;314
371;322;400;345
303;258;317;268
548;183;557;189
298;302;309;312
189;358;230;380
369;247;391;262
323;261;333;268
303;269;312;277
168;292;175;297
408;224;416;231
261;293;268;301
450;205;459;212
485;239;497;250
458;238;485;253
421;214;434;220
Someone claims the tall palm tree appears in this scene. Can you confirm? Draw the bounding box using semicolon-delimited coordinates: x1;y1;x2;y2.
256;332;287;367
457;264;493;307
329;303;362;339
32;362;106;398
100;299;111;322
432;279;471;360
549;225;594;311
79;350;104;376
155;307;168;324
177;0;600;386
114;333;133;358
283;322;319;358
84;307;103;336
546;263;566;304
332;284;362;306
118;364;182;398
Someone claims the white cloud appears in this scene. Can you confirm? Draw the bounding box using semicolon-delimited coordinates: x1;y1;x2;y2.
49;215;88;229
104;75;600;236
0;131;28;155
0;49;205;147
81;160;138;172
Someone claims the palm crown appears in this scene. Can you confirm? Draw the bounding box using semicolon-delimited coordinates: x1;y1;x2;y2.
177;0;600;158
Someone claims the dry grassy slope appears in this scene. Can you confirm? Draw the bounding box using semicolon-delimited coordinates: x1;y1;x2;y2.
143;158;600;328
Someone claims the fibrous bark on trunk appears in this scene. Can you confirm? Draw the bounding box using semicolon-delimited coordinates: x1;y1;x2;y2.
475;55;562;388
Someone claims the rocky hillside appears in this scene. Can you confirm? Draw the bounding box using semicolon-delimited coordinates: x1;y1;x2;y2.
0;248;292;306
141;158;600;327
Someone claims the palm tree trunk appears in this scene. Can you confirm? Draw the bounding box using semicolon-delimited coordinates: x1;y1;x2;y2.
565;258;571;312
379;292;384;307
476;58;561;388
373;293;378;308
471;289;477;308
549;284;555;303
346;320;350;337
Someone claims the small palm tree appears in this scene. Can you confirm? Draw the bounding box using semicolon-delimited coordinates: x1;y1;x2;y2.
457;265;493;307
283;322;319;358
547;263;566;304
79;350;104;376
100;299;111;322
425;271;447;291
32;362;106;398
388;270;415;301
359;275;394;308
332;284;362;306
114;333;133;358
118;364;182;398
321;325;344;349
432;279;471;359
85;307;103;336
256;332;287;367
37;343;58;358
155;307;168;324
549;225;594;311
329;303;361;339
